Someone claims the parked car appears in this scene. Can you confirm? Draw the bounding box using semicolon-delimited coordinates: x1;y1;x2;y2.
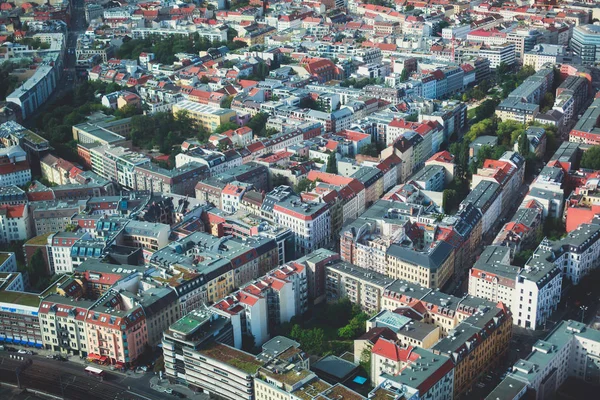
18;349;27;354
171;390;185;398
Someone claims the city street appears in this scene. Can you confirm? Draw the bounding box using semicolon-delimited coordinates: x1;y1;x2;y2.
0;354;157;400
0;348;209;400
23;0;87;125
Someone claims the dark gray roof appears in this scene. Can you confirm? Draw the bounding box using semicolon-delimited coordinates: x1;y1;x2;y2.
312;355;358;380
386;240;454;271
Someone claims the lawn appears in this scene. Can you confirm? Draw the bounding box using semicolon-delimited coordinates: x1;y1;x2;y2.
467;107;477;120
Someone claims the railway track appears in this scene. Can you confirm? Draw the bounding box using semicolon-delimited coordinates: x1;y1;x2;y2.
0;357;135;400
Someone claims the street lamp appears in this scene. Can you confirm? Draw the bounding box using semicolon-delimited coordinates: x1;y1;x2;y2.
580;305;588;323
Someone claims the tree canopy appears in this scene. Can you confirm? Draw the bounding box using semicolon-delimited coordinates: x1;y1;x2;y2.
130;111;195;155
581;146;600;170
326;153;338;174
246;112;270;137
359;143;380;157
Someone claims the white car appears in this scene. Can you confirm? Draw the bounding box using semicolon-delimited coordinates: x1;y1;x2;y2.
17;349;27;354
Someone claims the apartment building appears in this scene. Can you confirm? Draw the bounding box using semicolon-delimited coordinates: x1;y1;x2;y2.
488;320;600;399
134;162;207;196
497;68;554;123
381;279;503;337
30;201;84;236
39;294;95;357
0;272;43;349
0;252;17;273
479;43;516;69
370;339;455;399
0;204;32;244
263;186;331;257
305;171;366;223
0;145;31;187
149;232;278;313
189;342;262;400
325;261;395;315
524;44;568;71
85;291;148;367
468;246;562;329
410;164;446;192
569;97;600;145
40;154;76;186
6;56;62;120
90;145;150;189
565;174;600;231
72;117;130;146
172;101;237;133
492;205;544;257
461;180;502;235
47;231;88;274
162;307;235;386
432;303;512;398
538;222;600;285
571;24;600;65
364;310;440;351
471;152;525;214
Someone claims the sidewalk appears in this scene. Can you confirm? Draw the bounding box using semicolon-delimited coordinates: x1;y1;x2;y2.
4;342;148;380
149;376;209;400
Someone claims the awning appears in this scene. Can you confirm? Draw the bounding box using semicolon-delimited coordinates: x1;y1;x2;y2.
5;338;13;343
27;341;36;347
99;356;108;362
115;361;125;368
87;354;101;360
35;344;43;349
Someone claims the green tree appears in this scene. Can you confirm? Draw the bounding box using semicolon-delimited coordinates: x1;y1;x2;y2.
28;249;49;290
518;131;530;156
360;347;372;378
474;99;499;122
543;218;566;240
294;178;313;193
442;189;457;213
221;95;233;109
540;92;555;113
581;145;600;170
114;103;141;119
215;122;239;133
272;174;290;187
496;62;511;77
513;249;534;267
496;120;525;146
246;112;270;137
464;118;497;142
359;143;379;157
449;141;470;181
326;153;338;174
400;68;410;82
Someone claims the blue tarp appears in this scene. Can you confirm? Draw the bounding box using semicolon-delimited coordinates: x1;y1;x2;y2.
353;376;368;385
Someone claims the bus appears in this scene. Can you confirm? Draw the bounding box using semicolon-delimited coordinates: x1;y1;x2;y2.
84;366;106;380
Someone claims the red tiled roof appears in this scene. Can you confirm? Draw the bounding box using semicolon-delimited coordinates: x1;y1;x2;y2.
0;204;25;218
0;160;30;175
372;338;418;362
